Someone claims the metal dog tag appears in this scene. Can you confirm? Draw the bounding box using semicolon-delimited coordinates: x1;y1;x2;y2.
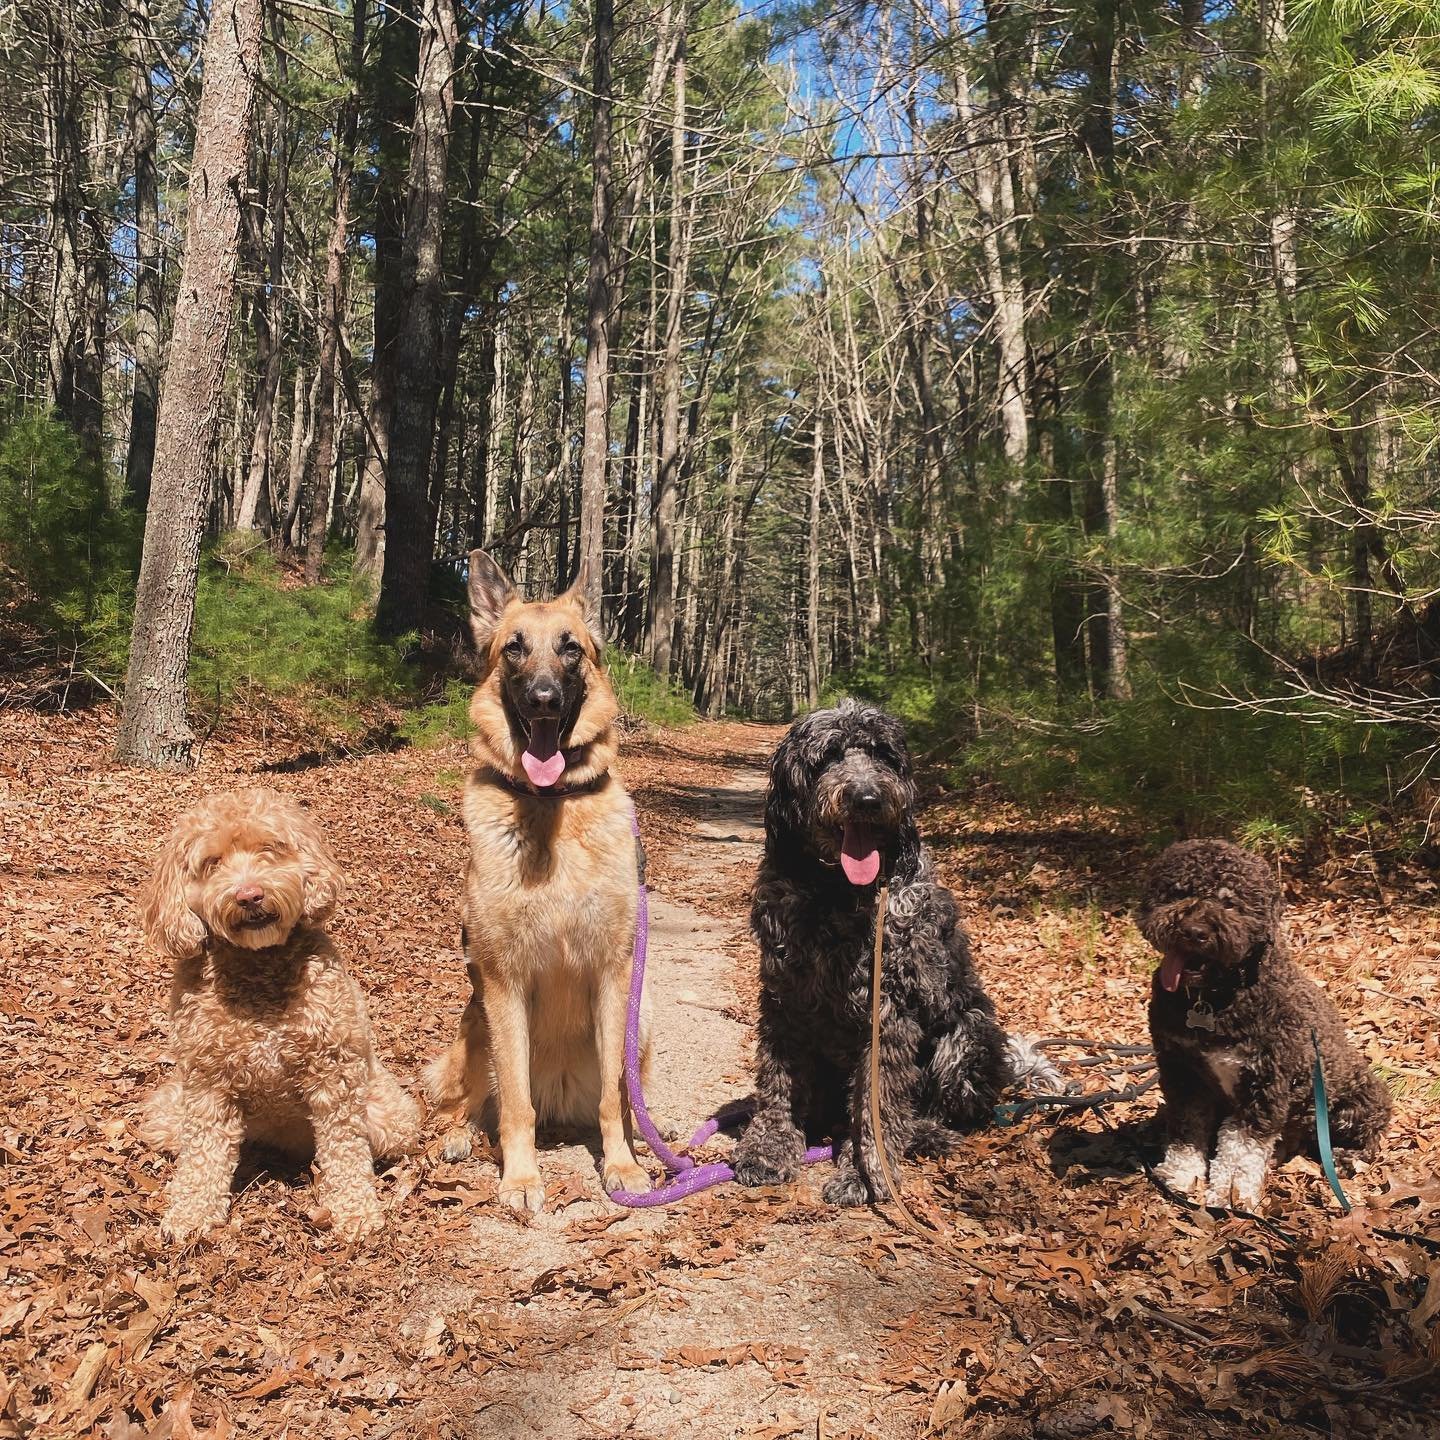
1185;1002;1217;1032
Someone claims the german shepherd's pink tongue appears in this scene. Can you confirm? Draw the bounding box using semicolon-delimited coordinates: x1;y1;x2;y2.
840;822;881;886
522;717;566;788
1159;952;1188;992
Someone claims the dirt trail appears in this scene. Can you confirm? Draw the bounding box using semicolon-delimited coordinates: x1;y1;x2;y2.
413;762;928;1439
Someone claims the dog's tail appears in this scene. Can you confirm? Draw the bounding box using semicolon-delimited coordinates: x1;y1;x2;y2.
1004;1034;1066;1095
137;1078;184;1153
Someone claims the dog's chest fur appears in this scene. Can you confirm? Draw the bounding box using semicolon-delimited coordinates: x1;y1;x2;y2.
171;942;349;1097
754;865;969;1063
462;777;637;975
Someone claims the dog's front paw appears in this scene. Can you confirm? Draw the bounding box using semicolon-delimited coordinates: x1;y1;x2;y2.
733;1130;802;1188
160;1199;228;1243
733;1150;799;1188
1204;1125;1271;1211
1154;1143;1207;1196
1204;1171;1264;1211
821;1171;872;1207
603;1156;651;1196
497;1170;545;1213
328;1200;385;1241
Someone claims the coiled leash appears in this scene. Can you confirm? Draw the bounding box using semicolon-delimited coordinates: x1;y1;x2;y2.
608;807;833;1207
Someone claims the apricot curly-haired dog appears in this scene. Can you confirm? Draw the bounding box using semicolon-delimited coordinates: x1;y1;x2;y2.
1138;838;1391;1210
140;789;418;1240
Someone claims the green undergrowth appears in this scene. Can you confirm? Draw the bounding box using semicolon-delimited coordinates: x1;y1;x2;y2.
833;656;1422;853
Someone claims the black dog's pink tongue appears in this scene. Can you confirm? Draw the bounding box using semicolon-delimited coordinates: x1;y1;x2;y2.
840;822;881;886
1159;953;1188;992
522;717;566;788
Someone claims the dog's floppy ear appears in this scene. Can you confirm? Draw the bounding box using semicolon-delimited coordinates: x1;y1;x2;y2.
467;549;517;653
289;805;343;927
763;725;810;847
140;829;207;961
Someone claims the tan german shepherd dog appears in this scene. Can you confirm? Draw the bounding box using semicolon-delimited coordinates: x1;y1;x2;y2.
424;551;651;1209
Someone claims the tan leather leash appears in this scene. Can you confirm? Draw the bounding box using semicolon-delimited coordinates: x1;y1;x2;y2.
866;882;999;1278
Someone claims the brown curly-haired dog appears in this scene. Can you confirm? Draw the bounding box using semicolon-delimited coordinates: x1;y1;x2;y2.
1138;839;1391;1210
139;789;418;1240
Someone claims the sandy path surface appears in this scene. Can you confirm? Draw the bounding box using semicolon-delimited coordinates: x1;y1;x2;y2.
408;762;928;1439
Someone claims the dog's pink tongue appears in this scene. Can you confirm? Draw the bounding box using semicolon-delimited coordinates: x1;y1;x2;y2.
522;718;566;788
1159;953;1188;992
840;823;881;886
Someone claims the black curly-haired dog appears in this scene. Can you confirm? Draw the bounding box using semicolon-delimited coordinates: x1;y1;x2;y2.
1138;839;1391;1210
733;700;1014;1206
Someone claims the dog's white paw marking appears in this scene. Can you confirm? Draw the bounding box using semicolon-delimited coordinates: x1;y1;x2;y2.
1154;1143;1207;1195
498;1173;545;1213
1204;1121;1272;1210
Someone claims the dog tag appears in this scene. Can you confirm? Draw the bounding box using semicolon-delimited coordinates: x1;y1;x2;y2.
1185;1002;1217;1032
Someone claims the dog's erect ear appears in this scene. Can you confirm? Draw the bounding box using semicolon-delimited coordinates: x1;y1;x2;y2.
290;806;343;927
558;562;605;667
140;832;207;962
467;549;517;652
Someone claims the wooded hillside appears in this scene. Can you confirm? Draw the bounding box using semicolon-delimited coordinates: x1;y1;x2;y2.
1;0;1437;814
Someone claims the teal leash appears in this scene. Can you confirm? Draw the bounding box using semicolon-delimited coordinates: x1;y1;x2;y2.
1311;1027;1352;1214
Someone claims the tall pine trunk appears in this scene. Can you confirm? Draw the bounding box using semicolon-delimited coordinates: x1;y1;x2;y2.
647;5;688;679
302;0;365;583
116;0;263;768
578;0;615;617
375;0;457;637
124;0;163;507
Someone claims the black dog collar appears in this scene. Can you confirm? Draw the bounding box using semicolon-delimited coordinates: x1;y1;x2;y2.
479;765;609;799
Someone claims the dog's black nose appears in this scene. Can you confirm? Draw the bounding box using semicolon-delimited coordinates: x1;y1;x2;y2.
850;787;883;814
527;681;562;713
1182;917;1211;944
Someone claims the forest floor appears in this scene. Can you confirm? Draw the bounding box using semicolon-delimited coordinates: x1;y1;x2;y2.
2;709;1438;1439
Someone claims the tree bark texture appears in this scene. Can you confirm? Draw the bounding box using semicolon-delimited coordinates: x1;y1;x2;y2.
116;0;263;768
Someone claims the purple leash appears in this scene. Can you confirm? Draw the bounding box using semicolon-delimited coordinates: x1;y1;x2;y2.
609;807;832;1207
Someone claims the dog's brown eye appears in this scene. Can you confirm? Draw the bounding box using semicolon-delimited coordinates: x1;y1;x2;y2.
199;855;220;875
503;636;524;659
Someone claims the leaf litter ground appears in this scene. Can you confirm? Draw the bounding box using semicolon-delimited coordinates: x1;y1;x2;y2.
1;708;1436;1438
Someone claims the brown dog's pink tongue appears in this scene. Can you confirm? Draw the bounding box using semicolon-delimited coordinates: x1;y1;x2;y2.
840;822;881;886
1159;953;1188;992
522;717;566;788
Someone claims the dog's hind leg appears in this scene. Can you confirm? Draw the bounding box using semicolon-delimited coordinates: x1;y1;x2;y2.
424;967;494;1163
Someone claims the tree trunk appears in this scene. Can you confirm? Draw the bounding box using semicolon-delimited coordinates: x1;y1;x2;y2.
355;0;419;588
116;0;263;768
301;0;365;583
234;61;289;533
124;0;163;507
806;412;823;707
647;6;688;679
375;0;458;637
578;0;616;618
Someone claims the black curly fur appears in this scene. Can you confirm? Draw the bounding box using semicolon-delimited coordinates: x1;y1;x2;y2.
733;700;1009;1206
1138;839;1392;1203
